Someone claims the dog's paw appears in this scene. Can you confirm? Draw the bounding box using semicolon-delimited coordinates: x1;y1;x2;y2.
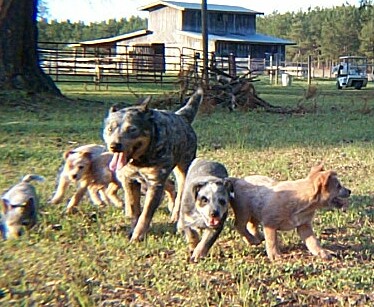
169;212;179;224
64;204;78;215
319;249;332;260
129;231;145;242
49;197;62;205
249;236;262;246
268;252;282;262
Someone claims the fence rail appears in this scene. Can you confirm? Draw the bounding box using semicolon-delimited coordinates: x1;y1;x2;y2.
38;42;346;86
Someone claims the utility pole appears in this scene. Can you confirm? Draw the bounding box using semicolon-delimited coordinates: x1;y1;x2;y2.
201;0;209;87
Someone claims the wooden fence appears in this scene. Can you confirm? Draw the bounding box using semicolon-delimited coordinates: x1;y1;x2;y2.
38;42;339;87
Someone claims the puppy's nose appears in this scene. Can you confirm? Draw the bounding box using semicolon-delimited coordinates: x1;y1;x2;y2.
110;143;123;152
72;174;78;180
346;189;351;196
210;210;219;218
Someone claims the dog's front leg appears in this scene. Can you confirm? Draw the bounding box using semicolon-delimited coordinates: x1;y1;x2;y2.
106;183;124;208
50;175;69;204
264;226;282;261
297;223;331;259
170;166;186;223
124;179;141;223
66;183;88;213
184;226;200;255
130;183;164;242
234;220;261;246
87;186;105;206
191;222;225;262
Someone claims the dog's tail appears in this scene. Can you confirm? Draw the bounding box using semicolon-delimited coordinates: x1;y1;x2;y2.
175;87;203;124
21;174;45;183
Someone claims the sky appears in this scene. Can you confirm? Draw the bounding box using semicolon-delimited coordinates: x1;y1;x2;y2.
45;0;358;23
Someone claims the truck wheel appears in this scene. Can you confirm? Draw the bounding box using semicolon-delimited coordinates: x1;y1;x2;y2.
336;81;342;89
354;82;362;90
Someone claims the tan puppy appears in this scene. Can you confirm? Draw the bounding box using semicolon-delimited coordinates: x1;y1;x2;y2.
51;146;124;213
51;145;176;214
230;164;351;261
50;144;106;206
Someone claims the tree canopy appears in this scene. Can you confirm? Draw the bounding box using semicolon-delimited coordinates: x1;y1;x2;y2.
37;16;148;43
256;2;373;62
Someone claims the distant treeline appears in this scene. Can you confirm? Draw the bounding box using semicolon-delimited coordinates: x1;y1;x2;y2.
37;16;148;43
257;2;373;62
37;2;373;62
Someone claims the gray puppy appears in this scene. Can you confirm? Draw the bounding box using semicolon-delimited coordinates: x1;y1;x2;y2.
178;158;233;261
1;174;44;239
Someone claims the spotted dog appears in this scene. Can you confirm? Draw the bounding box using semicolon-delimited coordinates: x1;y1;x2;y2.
1;174;44;239
178;158;233;261
103;88;203;241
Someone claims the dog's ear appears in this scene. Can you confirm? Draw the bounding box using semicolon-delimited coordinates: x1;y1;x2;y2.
81;151;93;161
109;104;120;113
139;96;152;111
192;181;206;200
63;150;74;160
1;199;9;214
312;171;336;201
223;178;234;193
309;163;324;177
224;178;235;200
22;198;36;227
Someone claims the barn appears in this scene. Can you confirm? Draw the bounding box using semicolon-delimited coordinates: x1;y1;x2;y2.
72;1;294;61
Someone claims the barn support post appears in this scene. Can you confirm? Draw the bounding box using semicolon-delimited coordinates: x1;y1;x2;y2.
201;0;209;87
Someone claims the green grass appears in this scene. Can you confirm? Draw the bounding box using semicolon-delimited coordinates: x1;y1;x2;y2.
0;78;373;306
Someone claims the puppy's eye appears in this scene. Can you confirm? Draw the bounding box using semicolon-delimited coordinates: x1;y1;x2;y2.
78;166;84;170
218;199;226;206
200;196;209;204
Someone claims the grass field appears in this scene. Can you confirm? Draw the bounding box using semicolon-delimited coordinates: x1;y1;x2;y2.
0;78;373;306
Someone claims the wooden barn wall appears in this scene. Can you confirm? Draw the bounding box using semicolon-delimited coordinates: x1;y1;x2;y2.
182;11;256;35
148;7;182;43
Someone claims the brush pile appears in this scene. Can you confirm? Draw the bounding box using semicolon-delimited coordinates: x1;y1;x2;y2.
202;67;300;114
151;66;309;114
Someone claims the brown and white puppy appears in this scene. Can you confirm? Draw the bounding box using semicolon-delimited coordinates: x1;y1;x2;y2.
1;174;44;239
50;144;106;206
51;145;176;214
51;146;124;213
230;164;351;261
178;158;233;262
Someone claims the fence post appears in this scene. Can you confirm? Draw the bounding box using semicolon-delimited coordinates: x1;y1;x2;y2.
307;55;312;85
228;52;236;78
275;53;279;85
209;52;216;79
269;55;273;84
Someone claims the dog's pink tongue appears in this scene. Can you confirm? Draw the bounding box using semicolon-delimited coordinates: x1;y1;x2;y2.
109;152;127;171
209;217;220;227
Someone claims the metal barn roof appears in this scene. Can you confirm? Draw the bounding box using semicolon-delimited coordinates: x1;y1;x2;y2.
139;1;263;14
68;30;152;48
179;31;295;45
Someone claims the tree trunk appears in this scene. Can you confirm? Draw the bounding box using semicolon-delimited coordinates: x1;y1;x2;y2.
0;0;61;95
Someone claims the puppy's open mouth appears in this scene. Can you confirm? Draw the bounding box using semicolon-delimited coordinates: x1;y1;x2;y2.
330;197;349;209
208;217;221;228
